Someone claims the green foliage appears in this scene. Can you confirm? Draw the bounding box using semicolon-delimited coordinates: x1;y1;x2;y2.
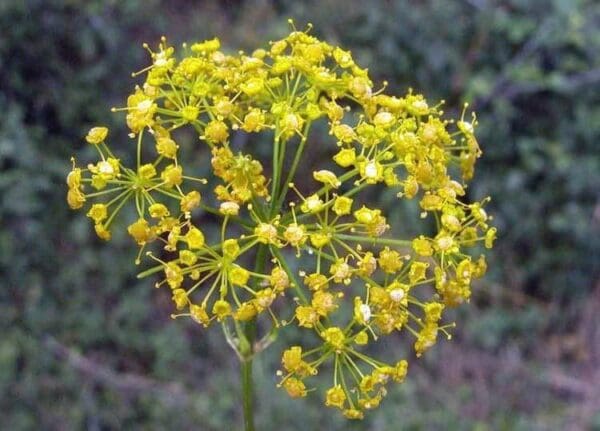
1;0;598;429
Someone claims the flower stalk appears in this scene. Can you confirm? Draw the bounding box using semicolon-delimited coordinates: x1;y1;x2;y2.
241;322;256;431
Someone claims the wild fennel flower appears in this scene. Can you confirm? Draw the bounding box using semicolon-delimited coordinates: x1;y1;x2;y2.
66;21;496;421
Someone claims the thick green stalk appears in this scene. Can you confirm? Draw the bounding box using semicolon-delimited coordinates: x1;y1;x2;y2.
239;244;268;430
241;327;255;431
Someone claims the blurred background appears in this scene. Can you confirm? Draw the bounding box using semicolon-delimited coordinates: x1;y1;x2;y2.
1;0;599;429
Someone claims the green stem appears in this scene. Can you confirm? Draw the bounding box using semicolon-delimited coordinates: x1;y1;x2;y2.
270;130;281;212
334;233;412;247
241;337;255;431
136;130;143;169
238;243;268;430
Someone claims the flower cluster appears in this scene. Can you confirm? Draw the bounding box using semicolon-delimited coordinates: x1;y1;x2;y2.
67;22;496;419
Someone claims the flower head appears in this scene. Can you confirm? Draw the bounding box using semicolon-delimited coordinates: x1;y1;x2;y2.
65;25;495;421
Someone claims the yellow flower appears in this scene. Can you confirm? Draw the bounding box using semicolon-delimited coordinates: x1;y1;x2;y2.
66;168;81;189
470;202;489;224
219;201;240;215
402;176;419;199
67;188;86;209
191;37;220;53
312;291;338;316
321;327;346;350
94;223;111;241
180;191;201;212
329;259;353;284
359;160;383;184
333;47;354;68
269;267;290;292
390;360;408;382
358;393;383;410
353;206;378;224
420;194;444;211
373;111;395;128
424;302;444;324
295;305;319;328
190;304;210;327
255;223;279;244
255;287;275;311
365;214;388;237
435;233;456;253
414;324;438;357
155;136;178;159
309;232;331;249
180;105;199;122
332;196;353;216
348;76;372;99
284;223;307;247
87;204;107;223
378;247;403;274
412;236;433;257
406;94;429;116
222;239;240;258
149;203;170;218
126;92;156;132
313;170;340;188
85;126;108;144
321;99;344;121
234;302;257;321
213;97;234;117
473;255;488;278
212;299;231;321
325;386;346;409
270;39;287;56
460;226;478;247
282;346;303;373
161;164;183;187
305;102;322;120
179;250;198;266
172;288;188;310
90;158;120;180
300;194;323;214
357;252;377;276
228;265;250;286
242;109;266;132
384;168;399;186
343;409;364;420
333;148;356;167
359;375;377;393
441;213;462;232
354;331;368;345
485;227;497;249
387;282;409;305
204;120;229;144
164;262;183;289
332;124;356;143
138;163;156;180
304;273;329;291
409;261;429;284
185;227;205;249
127;218;153;245
240;77;265;96
282;378;307;398
353;297;371;325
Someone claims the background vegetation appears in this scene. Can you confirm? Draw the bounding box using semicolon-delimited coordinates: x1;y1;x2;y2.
1;0;598;429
